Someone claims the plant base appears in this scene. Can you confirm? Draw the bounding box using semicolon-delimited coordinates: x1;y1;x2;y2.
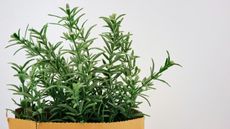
7;117;144;129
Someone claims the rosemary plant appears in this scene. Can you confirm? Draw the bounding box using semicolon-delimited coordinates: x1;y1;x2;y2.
7;4;180;122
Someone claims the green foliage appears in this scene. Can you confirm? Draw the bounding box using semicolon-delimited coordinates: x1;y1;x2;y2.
7;4;180;122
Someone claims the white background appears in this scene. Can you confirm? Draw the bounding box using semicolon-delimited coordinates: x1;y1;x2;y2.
1;0;230;129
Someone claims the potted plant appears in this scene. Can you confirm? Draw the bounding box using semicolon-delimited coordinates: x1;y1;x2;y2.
6;4;180;129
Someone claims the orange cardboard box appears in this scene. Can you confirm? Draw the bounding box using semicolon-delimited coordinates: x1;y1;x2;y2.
7;117;144;129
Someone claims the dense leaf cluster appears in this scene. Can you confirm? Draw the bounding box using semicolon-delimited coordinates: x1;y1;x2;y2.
7;4;180;122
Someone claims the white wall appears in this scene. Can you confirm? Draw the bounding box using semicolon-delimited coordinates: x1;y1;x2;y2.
1;0;230;129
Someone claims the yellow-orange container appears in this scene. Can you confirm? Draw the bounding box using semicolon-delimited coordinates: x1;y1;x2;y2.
7;117;144;129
